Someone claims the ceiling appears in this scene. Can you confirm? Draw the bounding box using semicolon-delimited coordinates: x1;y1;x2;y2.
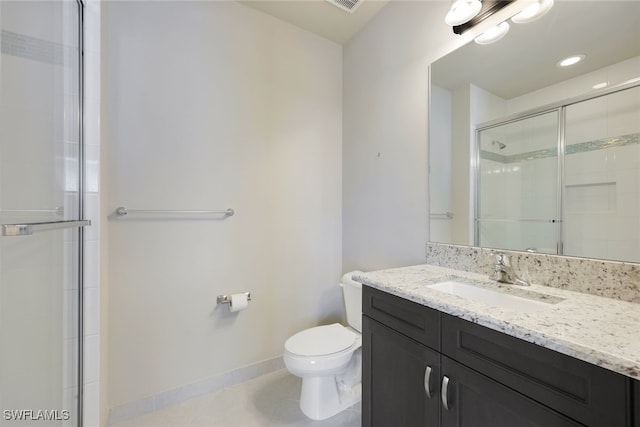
431;1;640;100
238;0;391;44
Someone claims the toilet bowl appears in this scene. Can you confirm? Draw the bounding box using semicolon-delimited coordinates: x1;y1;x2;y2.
283;272;363;421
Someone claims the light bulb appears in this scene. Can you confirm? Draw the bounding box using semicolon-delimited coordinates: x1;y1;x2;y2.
445;0;483;26
474;21;510;45
512;0;554;24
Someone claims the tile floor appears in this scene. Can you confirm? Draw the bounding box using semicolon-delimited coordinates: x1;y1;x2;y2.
110;369;361;427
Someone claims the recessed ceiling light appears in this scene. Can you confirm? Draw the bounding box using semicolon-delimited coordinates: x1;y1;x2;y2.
557;54;586;67
512;0;554;24
592;82;608;90
445;0;482;26
474;21;510;45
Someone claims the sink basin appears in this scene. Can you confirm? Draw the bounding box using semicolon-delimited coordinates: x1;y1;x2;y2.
427;280;558;313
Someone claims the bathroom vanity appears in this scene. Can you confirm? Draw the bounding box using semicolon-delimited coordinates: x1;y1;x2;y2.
357;265;640;427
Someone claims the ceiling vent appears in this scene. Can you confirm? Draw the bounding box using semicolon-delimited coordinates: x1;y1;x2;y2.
326;0;364;14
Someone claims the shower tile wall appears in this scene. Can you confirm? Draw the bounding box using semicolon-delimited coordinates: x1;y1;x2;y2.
478;156;558;252
564;85;640;262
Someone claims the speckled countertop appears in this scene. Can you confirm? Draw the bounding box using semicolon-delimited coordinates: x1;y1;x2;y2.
354;264;640;381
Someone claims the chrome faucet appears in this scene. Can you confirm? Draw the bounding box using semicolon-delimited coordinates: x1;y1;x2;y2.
490;253;530;286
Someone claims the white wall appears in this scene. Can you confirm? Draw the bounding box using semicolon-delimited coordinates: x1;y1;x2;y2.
450;84;472;245
103;1;342;408
342;0;525;272
343;0;456;272
507;56;640;116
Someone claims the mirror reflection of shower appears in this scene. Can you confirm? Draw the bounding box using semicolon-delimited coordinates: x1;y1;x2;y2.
475;84;640;263
428;1;640;264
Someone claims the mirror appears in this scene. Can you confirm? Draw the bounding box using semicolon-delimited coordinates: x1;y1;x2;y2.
429;1;640;263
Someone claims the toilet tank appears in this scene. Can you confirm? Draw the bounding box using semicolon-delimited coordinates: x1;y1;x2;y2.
341;271;363;333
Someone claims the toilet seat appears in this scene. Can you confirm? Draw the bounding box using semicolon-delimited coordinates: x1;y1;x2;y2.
285;323;357;357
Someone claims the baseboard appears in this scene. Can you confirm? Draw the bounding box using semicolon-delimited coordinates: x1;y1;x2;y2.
108;356;285;425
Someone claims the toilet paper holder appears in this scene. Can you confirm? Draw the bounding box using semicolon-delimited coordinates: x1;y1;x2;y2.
217;292;251;305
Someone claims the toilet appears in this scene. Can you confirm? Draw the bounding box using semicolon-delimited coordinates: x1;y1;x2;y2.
283;271;363;421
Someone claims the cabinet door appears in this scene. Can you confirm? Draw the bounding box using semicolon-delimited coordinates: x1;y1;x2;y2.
363;316;440;427
440;356;584;427
442;314;631;427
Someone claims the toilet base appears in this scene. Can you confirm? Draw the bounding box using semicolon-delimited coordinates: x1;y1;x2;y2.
299;375;361;421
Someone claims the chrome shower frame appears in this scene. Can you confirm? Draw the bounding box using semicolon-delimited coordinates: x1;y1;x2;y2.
77;1;86;425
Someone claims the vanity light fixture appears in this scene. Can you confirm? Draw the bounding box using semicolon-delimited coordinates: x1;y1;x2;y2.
474;21;510;44
450;0;514;35
511;0;554;24
557;54;585;67
445;0;483;26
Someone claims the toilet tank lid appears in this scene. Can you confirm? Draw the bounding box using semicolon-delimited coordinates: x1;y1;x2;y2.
285;323;357;357
341;271;363;288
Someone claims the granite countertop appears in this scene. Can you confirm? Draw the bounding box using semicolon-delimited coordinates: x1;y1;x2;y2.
354;264;640;381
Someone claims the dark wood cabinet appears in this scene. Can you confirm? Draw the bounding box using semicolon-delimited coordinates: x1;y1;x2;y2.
440;356;582;427
442;313;631;427
362;286;441;426
362;316;440;427
635;381;640;427
362;285;637;427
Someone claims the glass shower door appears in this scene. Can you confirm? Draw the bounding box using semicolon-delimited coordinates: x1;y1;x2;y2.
0;1;86;426
476;110;560;254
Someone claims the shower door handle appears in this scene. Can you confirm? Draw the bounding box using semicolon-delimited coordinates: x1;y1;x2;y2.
2;220;91;236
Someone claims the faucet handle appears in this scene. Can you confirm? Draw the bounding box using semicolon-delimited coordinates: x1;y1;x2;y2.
495;252;510;266
490;252;530;286
489;255;507;282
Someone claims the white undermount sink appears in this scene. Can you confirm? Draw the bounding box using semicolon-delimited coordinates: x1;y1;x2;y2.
427;280;558;313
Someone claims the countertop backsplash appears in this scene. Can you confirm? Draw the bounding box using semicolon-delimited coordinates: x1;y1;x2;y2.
426;243;640;304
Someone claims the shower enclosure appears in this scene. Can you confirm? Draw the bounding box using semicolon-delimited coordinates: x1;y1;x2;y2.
0;1;87;426
476;82;640;263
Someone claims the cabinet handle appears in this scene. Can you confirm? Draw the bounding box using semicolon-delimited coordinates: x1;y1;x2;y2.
424;365;433;398
441;375;451;410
